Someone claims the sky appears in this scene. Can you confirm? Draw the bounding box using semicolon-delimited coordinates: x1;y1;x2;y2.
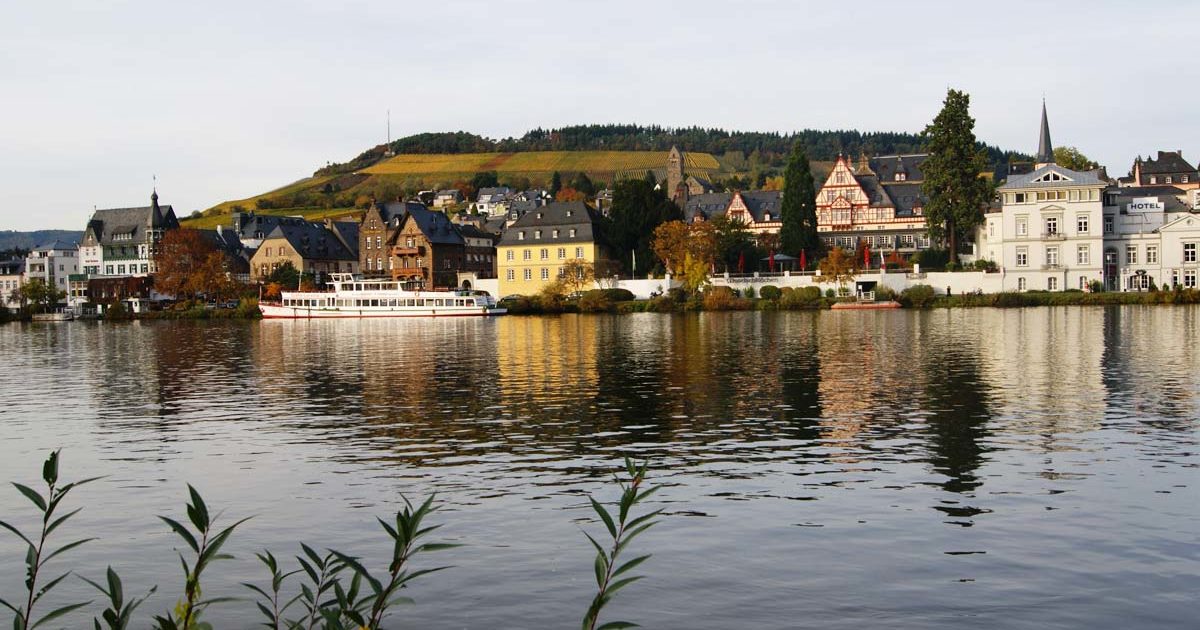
1;0;1197;231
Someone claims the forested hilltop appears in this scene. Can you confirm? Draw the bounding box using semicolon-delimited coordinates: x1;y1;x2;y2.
317;124;1030;176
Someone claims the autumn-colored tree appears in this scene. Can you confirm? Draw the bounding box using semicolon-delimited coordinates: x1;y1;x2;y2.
651;221;690;275
156;228;222;300
651;220;716;292
818;246;857;290
552;258;595;295
555;187;586;202
196;251;234;300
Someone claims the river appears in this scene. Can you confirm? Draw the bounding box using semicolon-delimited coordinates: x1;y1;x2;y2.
0;307;1197;629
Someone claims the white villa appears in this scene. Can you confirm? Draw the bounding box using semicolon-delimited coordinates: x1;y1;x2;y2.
980;104;1200;292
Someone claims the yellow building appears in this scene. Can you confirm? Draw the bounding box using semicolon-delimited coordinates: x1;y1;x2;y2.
496;201;609;296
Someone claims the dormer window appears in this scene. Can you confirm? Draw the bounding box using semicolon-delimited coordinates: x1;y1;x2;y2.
896;173;906;181
1165;176;1173;184
1032;171;1071;183
518;231;525;240
552;229;559;238
536;212;543;219
534;230;542;239
763;214;771;221
566;210;573;217
569;228;577;238
1149;176;1158;184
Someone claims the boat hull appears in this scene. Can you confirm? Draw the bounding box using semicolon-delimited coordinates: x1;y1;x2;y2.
260;304;507;319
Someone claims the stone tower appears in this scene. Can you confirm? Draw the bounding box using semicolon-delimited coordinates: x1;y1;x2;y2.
666;146;684;199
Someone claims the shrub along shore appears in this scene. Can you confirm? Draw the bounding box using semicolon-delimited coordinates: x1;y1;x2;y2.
5;288;1199;324
504;285;1200;315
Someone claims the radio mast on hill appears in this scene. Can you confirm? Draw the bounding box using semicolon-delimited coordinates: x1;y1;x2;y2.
384;110;395;157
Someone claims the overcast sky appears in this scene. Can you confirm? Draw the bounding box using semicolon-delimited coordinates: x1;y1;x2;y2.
2;0;1196;231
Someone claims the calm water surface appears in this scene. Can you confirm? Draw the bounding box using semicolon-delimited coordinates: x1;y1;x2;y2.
1;308;1197;629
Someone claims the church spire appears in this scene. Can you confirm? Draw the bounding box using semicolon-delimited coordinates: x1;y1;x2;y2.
1035;100;1054;168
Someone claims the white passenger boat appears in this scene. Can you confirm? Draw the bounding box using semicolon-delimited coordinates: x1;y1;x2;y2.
259;273;506;319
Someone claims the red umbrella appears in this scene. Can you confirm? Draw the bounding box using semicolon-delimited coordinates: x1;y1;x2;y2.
737;251;745;273
768;250;775;272
799;249;807;271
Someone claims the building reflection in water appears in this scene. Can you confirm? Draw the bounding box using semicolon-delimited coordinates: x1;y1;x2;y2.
78;308;1196;502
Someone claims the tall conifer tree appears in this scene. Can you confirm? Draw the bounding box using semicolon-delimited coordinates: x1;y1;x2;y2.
779;141;820;263
921;89;992;264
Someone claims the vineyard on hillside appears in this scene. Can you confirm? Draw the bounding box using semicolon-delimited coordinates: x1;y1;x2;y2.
362;151;721;181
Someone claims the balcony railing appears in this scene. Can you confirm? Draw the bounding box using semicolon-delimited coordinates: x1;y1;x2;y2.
392;246;424;255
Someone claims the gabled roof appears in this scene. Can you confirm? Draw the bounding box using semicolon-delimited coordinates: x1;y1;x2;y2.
1140;151;1197;175
999;164;1105;190
83;195;180;246
497;201;600;246
1158;212;1200;232
373;200;423;227
734;191;784;222
261;221;357;261
683;193;733;222
403;205;464;246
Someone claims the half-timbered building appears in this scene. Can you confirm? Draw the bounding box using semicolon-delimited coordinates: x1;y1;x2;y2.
815;154;932;258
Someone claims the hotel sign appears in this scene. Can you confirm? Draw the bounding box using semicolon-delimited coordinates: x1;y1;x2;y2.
1127;197;1164;212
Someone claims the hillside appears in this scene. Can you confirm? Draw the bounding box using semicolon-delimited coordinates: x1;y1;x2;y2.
188;123;1029;228
189;149;727;227
0;230;84;252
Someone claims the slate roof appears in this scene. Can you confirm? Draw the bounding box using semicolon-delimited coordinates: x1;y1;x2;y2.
262;221;357;261
32;240;77;252
998;164;1105;190
1036;102;1054;164
870;154;927;182
484;216;508;235
376;201;424;227
329;221;360;257
508;199;541;214
476;187;512;202
683;191;785;222
231;212;290;240
736;191;784;221
880;182;925;216
683;193;733;222
457;223;497;244
854;175;894;208
198;229;243;255
83;194;180;247
403;205;464;246
1141;151;1197;175
497;201;600;246
0;258;24;275
1107;186;1191;213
